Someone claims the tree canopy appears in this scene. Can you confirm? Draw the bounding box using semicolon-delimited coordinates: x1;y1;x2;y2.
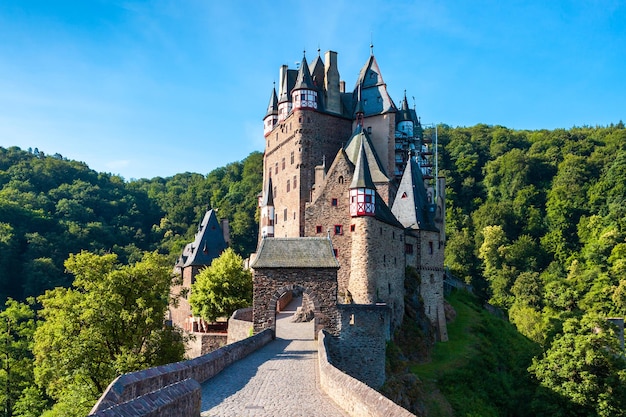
189;248;253;323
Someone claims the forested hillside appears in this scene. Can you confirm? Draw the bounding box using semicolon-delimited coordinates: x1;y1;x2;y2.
436;122;626;416
0;146;262;303
1;122;625;416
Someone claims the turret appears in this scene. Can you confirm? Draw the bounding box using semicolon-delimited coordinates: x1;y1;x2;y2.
260;176;275;238
396;91;414;137
349;141;376;217
263;85;279;136
291;52;318;110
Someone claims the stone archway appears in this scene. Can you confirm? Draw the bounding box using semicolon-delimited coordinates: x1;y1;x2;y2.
250;237;341;338
270;284;321;339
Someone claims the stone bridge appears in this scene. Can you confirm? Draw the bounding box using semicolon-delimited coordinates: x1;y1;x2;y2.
89;298;414;417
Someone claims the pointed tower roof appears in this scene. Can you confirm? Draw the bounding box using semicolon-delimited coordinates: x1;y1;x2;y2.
397;91;412;123
344;129;390;183
391;154;438;232
350;140;375;189
309;48;325;89
261;176;274;207
353;53;397;116
183;209;228;267
265;86;278;118
293;52;314;90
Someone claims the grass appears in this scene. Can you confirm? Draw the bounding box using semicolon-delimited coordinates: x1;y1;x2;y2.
411;290;482;380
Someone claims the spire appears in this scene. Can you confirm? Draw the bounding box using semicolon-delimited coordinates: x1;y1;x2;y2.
349;141;376;217
261;176;274;207
265;84;278;118
350;141;375;189
293;52;314;90
390;155;438;231
396;90;412;124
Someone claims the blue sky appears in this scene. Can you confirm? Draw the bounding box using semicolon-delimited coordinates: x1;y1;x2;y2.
1;1;624;180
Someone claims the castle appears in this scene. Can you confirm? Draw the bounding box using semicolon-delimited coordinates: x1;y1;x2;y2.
170;47;448;386
253;47;448;343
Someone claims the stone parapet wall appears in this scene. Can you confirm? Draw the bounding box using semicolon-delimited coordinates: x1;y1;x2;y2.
90;329;273;416
318;330;414;417
186;333;228;358
90;379;200;417
331;304;390;388
227;308;253;344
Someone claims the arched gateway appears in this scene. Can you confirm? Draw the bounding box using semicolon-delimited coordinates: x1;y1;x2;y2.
250;237;340;337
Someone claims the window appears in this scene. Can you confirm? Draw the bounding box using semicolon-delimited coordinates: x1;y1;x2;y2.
275;163;278;175
334;225;343;235
350;224;355;232
293;211;296;220
290;151;294;164
282;158;285;170
287;180;290;192
380;227;383;235
293;176;297;189
429;241;434;255
284;208;287;221
316;225;322;233
405;244;414;254
273;186;276;198
338;176;344;184
393;231;395;239
401;192;407;199
367;126;372;134
331;198;338;206
333;248;338;257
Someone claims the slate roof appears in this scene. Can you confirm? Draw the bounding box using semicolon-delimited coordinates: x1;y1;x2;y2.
350;140;375;189
391;155;439;232
397;92;412;123
265;87;278;118
293;54;314;91
344;127;390;183
352;54;397;116
183;209;228;267
260;176;274;207
251;237;340;269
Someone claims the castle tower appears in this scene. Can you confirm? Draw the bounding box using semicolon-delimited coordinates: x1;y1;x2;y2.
263;86;278;136
349;141;378;304
391;154;448;341
352;50;397;199
291;52;318;110
261;51;353;238
259;176;275;238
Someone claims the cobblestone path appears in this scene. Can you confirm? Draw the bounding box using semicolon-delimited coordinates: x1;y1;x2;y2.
200;298;348;417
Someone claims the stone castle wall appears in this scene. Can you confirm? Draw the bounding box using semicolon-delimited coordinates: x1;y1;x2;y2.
185;333;227;358
227;307;253;345
304;151;353;299
264;108;351;237
349;216;406;328
318;330;415;417
415;229;448;341
329;305;390;388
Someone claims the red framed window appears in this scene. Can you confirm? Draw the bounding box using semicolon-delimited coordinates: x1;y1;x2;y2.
316;225;322;233
334;225;343;235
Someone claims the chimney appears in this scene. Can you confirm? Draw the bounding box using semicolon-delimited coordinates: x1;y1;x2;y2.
324;50;341;114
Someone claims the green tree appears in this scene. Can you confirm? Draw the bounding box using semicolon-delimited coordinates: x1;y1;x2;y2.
189;248;252;322
529;314;626;417
33;251;185;417
0;299;48;417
